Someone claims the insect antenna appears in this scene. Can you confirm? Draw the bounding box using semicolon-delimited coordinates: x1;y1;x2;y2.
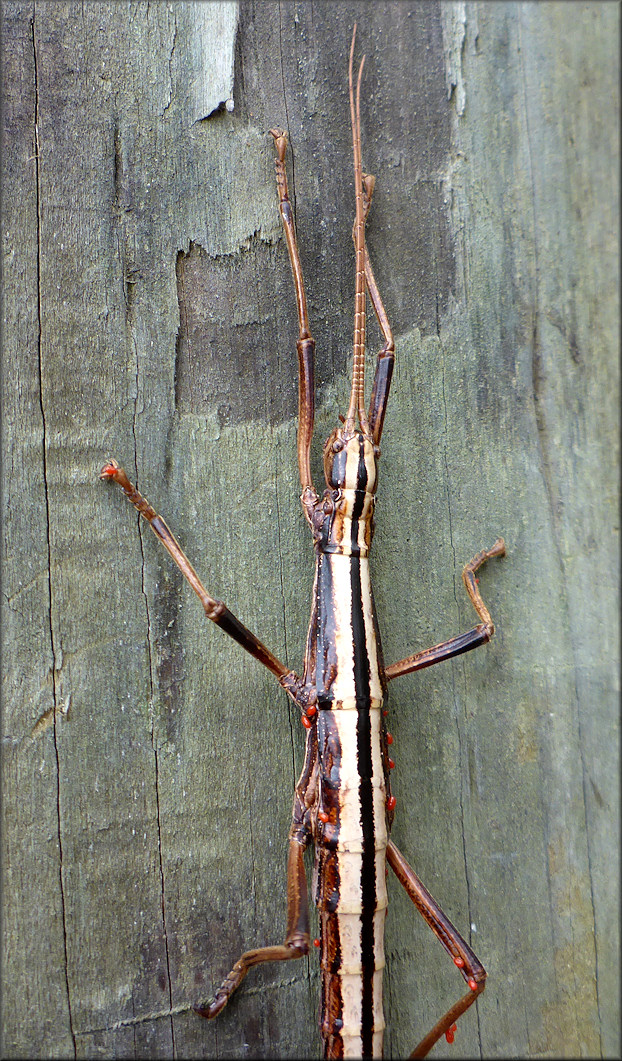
345;24;370;436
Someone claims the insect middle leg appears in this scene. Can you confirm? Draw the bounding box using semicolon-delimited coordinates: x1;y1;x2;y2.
99;460;305;695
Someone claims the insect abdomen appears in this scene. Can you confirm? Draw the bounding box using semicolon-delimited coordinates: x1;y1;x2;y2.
316;706;388;1058
314;549;389;1057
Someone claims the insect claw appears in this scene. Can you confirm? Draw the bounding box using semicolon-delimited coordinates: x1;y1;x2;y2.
270;128;288;161
481;536;506;562
99;459;119;479
194;998;223;1021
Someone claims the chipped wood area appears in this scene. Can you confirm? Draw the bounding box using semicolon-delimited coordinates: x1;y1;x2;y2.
2;2;619;1059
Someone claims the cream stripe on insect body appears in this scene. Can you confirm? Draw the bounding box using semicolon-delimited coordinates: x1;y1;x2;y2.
330;556;358;703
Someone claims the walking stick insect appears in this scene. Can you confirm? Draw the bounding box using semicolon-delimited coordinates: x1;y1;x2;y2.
101;26;505;1060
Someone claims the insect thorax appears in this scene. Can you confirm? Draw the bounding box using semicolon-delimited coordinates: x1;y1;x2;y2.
313;431;376;557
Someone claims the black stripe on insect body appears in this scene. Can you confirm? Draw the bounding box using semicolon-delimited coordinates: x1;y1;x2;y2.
351;537;379;1058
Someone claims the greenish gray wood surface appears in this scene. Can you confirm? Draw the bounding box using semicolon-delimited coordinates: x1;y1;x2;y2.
2;2;619;1058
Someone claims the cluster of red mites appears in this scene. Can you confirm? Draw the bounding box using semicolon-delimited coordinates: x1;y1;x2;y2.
299;706;402;809
300;704;318;730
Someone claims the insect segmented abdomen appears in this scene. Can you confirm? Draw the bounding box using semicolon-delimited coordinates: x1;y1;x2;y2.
315;698;388;1059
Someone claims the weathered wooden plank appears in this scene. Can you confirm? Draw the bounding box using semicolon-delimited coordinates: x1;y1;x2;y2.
2;2;618;1059
1;6;76;1054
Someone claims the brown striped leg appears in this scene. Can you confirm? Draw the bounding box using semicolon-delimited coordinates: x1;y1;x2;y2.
353;171;396;445
100;461;302;691
270;130;316;497
386;841;486;1059
366;246;395;446
195;791;315;1018
385;539;505;681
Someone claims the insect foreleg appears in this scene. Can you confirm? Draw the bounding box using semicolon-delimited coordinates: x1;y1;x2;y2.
350;169;396;445
385;538;505;681
386;841;486;1059
365;245;395;446
270;129;316;499
100;460;302;690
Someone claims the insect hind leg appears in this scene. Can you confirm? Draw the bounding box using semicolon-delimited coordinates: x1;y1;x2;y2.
195;836;311;1020
386;841;485;1058
197;726;318;1020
